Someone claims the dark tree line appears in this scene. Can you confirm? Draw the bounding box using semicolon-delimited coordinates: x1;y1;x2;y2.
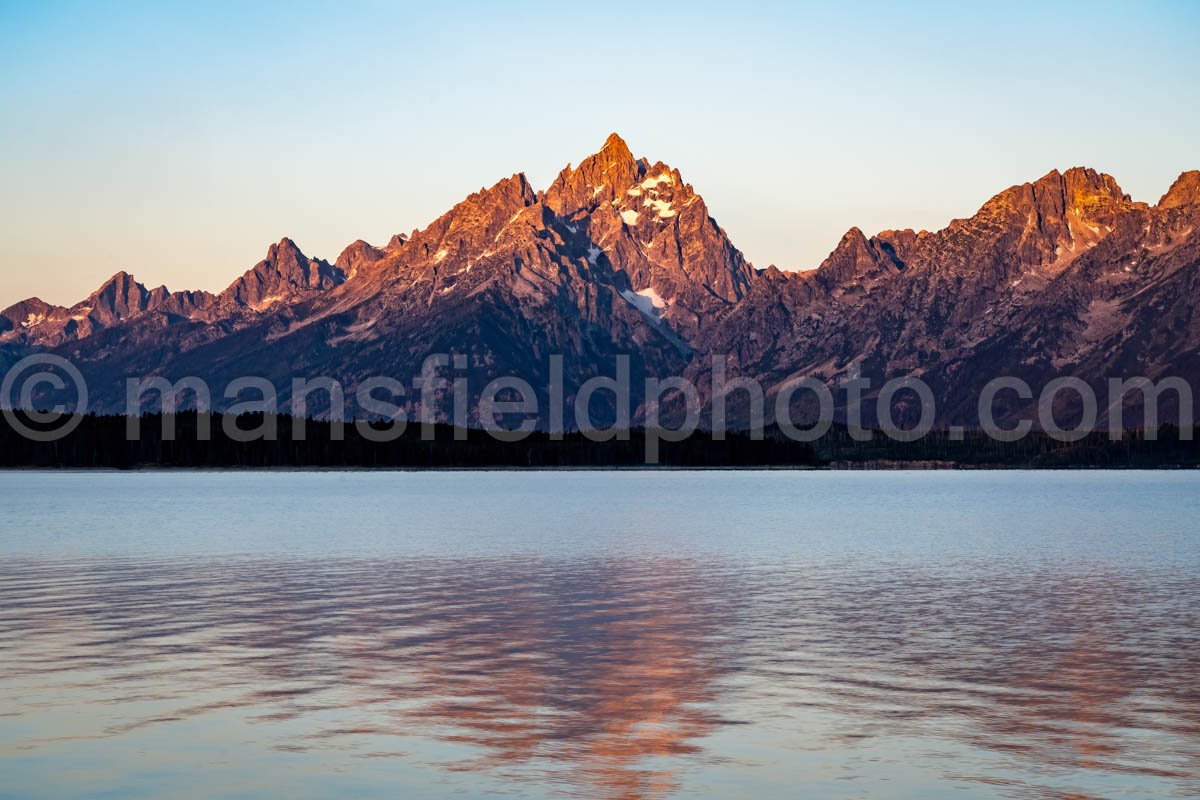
1;411;1196;469
811;424;1200;468
0;412;820;469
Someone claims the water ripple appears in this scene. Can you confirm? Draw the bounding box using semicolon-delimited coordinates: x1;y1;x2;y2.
2;554;1199;798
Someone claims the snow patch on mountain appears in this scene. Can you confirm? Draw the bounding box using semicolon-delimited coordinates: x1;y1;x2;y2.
251;295;286;311
645;198;677;219
640;173;674;190
620;286;666;319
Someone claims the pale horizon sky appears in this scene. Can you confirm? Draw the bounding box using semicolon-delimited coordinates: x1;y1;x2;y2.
2;0;1199;308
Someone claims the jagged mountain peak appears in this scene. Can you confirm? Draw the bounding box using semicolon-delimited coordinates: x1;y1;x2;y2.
81;271;153;325
492;172;537;205
805;167;1138;300
2;296;53;314
601;131;632;155
1;269;213;346
1159;170;1200;209
437;173;536;225
595;132;642;173
88;270;143;296
408;172;538;264
265;236;309;267
982;166;1129;218
96;269;135;284
212;237;345;313
839;226;869;246
812;226;905;293
1035;165;1122;190
919;166;1135;280
545;134;646;216
1;296;60;325
543;136;757;314
335;239;386;279
1047;166;1129;208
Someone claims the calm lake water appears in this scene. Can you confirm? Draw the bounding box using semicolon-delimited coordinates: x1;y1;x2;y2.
2;471;1199;799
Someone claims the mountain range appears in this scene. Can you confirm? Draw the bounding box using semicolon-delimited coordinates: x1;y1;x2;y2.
4;134;1198;430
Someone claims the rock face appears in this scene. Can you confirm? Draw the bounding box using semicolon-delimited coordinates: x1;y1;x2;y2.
3;134;1199;430
1;273;214;348
1159;170;1200;209
199;238;345;321
693;166;1200;427
543;132;754;339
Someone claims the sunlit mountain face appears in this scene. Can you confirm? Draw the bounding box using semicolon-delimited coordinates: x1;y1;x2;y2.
3;136;1199;430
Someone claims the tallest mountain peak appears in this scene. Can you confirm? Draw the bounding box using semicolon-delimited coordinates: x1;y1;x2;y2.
545;133;645;216
601;132;632;156
592;132;637;170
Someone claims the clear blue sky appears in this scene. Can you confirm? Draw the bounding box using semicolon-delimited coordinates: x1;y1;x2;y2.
2;0;1198;306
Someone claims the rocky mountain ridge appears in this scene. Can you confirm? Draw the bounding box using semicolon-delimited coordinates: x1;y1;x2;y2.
3;135;1198;429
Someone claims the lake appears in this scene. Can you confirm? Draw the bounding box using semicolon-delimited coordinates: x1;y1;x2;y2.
2;471;1199;799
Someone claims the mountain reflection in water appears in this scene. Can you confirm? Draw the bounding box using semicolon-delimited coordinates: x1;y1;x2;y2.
3;554;1199;799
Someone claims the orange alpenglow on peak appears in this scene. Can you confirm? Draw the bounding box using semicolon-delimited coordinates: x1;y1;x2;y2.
601;132;631;153
1158;170;1200;208
7;141;1200;433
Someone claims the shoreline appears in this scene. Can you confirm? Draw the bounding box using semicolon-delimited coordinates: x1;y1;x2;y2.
2;462;1197;472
